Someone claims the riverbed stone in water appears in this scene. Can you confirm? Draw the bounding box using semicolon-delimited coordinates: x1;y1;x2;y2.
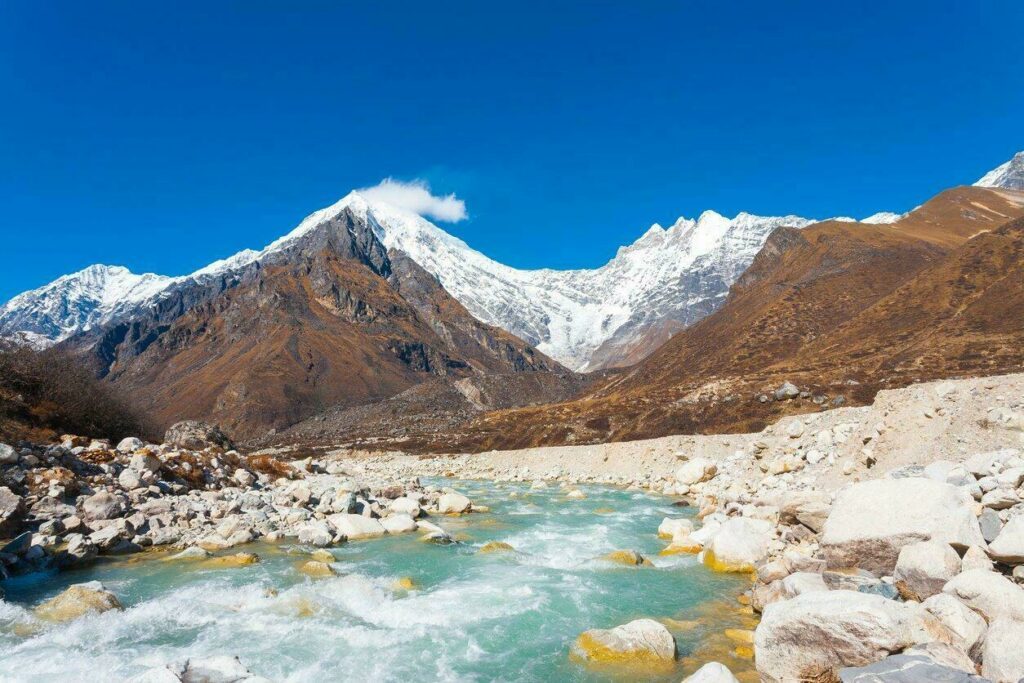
381;514;417;534
893;540;961;601
298;560;336;578
682;661;740;683
479;541;514;554
603;550;654;567
206;552;260;568
703;517;772;572
820;478;984;575
35;581;123;622
437;492;472;514
754;590;953;683
327;513;386;539
657;517;693;539
571;618;676;666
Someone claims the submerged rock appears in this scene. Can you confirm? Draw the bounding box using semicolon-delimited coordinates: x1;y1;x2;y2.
603;550;654;567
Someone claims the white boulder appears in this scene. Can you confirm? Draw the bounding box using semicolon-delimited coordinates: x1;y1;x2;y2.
437;492;471;514
703;517;772;572
982;618;1024;683
326;513;386;540
921;593;987;661
820;478;984;575
943;569;1024;622
988;514;1024;564
754;590;953;683
381;514;417;534
675;458;717;485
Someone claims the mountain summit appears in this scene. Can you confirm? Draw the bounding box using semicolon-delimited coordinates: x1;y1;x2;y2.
975;151;1024;190
0;193;833;370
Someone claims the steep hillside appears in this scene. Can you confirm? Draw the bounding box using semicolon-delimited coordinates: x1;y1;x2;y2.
67;208;560;438
431;186;1024;451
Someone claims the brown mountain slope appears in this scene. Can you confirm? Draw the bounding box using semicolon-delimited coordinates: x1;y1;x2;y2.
85;208;561;438
428;186;1024;452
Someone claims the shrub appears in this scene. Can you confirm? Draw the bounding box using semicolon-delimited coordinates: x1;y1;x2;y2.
0;341;153;442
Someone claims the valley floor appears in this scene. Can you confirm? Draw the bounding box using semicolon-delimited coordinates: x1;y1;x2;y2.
339;372;1024;497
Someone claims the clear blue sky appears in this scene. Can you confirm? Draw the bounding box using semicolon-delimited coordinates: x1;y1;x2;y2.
2;1;1022;302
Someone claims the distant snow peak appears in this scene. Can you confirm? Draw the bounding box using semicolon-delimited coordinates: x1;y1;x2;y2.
862;211;904;224
975;151;1024;190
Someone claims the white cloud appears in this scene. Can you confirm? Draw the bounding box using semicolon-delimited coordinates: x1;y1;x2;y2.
359;178;467;222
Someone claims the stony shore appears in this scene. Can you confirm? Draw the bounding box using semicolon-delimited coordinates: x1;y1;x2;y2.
2;374;1024;681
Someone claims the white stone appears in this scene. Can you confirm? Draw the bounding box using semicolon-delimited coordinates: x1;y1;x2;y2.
388;496;421;518
437;492;472;514
115;437;144;453
820;478;984;575
942;569;1024;622
657;517;693;539
682;661;740;683
381;514;417;534
893;541;961;600
988;514;1024;564
704;517;772;571
982;618;1024;683
921;594;987;660
754;590;953;683
326;513;386;540
675;458;717;485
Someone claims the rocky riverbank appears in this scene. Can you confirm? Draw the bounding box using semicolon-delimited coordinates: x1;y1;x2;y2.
2;373;1024;681
334;372;1024;682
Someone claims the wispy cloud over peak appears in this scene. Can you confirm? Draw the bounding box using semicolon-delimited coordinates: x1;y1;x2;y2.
360;178;467;222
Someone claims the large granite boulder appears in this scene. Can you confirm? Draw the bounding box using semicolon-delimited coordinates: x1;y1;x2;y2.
703;517;773;572
820;478;984;575
754;590;953;683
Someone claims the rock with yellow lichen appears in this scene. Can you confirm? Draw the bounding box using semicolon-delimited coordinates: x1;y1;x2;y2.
478;541;515;554
571;618;676;668
205;552;260;568
34;582;122;622
603;550;654;567
297;560;336;578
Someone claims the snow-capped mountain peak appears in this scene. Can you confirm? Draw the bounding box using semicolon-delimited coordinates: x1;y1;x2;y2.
975;151;1024;190
0;186;900;369
0;264;175;347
